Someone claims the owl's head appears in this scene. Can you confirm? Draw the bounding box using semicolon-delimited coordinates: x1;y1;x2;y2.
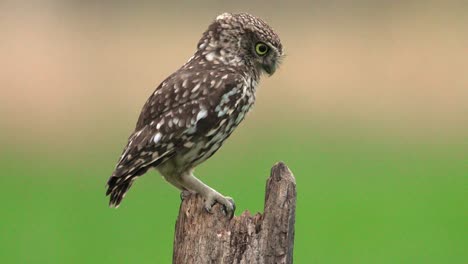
197;13;283;76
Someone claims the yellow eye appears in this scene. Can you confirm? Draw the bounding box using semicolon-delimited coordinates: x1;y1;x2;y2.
255;42;269;56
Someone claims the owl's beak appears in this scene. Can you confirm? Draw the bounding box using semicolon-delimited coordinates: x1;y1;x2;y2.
262;63;276;75
262;54;279;75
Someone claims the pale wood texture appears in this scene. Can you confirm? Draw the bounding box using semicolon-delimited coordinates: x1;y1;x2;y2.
173;162;296;264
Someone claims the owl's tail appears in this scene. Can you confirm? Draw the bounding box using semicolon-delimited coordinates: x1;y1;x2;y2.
106;175;137;208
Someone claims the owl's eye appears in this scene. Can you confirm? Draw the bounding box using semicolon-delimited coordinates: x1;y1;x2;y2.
255;42;269;56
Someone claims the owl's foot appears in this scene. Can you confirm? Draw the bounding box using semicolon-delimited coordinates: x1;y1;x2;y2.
177;171;236;218
204;194;236;219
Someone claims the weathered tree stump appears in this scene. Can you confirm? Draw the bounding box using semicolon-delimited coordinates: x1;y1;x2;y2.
173;162;296;264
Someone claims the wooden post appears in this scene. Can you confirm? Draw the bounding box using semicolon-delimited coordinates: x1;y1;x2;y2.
173;162;296;264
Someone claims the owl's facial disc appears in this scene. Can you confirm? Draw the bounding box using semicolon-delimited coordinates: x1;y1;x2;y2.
253;42;279;75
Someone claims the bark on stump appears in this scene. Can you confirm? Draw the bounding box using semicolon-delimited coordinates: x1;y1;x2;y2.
173;162;296;264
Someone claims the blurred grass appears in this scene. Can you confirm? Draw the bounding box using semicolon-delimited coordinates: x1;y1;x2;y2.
1;1;467;263
1;124;466;263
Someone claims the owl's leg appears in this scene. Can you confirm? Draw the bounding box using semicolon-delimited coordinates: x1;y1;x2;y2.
157;162;187;191
161;174;195;200
162;174;186;191
179;171;236;218
161;173;199;201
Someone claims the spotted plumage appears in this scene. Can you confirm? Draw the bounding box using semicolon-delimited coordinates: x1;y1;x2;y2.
106;13;283;217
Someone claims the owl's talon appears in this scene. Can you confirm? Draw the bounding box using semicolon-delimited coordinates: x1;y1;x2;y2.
221;197;236;219
204;206;213;214
204;200;216;214
204;195;235;219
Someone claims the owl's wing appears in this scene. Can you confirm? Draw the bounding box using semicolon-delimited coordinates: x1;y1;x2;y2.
135;70;242;130
106;72;244;207
111;98;213;178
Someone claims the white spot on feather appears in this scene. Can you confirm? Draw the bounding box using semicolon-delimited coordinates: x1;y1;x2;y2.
206;128;218;136
205;52;216;62
184;141;194;148
216;13;231;20
186;55;194;63
152;151;159;159
156;119;164;129
192;83;201;93
215;80;223;89
153;133;162;144
196;109;208;121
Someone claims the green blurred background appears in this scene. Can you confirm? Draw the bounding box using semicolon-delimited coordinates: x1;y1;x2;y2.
1;1;467;263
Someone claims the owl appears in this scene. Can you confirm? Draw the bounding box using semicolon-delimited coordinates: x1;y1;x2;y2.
106;13;283;218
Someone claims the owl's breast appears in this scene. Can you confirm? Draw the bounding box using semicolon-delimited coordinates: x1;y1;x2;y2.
170;80;256;169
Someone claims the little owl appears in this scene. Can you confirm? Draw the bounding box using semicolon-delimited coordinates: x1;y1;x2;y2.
106;13;283;218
